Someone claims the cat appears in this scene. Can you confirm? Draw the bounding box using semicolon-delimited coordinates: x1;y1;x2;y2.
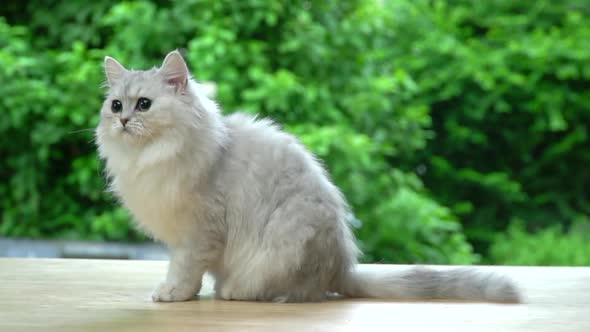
96;50;520;303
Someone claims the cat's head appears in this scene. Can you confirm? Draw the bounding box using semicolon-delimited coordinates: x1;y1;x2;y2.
97;50;199;146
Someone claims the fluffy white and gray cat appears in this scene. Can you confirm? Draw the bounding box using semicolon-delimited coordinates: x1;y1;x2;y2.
96;50;520;303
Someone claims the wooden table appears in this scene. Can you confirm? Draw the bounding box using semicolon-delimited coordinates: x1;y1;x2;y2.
0;258;588;331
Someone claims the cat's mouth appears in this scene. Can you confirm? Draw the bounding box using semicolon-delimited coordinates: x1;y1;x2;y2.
117;126;146;141
118;126;137;137
119;125;136;134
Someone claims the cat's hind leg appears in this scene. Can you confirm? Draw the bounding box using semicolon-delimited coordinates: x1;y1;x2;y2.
216;198;353;302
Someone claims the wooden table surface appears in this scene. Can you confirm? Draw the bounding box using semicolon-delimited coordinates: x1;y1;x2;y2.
0;258;588;331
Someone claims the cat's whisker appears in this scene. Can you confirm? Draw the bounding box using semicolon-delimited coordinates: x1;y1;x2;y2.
67;128;95;134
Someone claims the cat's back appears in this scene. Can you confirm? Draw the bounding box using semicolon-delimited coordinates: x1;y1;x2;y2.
222;112;298;160
217;113;338;199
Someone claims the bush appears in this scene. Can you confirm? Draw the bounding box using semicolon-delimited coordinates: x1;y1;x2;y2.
382;0;590;254
0;17;138;241
491;219;590;266
1;0;588;265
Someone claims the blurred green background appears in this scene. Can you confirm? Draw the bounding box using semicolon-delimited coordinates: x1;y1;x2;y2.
1;0;589;265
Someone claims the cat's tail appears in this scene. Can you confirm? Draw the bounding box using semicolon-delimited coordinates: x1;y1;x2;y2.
340;265;521;303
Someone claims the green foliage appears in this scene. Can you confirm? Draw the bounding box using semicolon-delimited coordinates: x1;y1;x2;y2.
491;219;590;266
1;0;588;265
383;0;590;253
0;17;138;241
359;187;477;264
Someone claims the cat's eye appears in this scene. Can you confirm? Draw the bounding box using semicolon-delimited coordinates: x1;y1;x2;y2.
137;97;152;111
111;100;122;113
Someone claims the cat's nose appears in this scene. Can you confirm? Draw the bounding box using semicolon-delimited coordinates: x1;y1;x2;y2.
120;118;129;126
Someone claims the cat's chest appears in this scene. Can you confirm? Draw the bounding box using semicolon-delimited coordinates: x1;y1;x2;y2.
114;169;200;245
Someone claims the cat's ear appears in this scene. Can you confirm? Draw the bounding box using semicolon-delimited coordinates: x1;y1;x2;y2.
159;50;189;93
104;56;127;86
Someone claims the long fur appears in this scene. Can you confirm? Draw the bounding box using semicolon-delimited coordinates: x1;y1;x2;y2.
96;51;520;303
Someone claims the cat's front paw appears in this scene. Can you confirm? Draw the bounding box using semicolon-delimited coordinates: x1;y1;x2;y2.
151;281;197;302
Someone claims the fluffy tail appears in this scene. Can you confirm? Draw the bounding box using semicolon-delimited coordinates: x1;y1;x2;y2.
340;265;521;303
